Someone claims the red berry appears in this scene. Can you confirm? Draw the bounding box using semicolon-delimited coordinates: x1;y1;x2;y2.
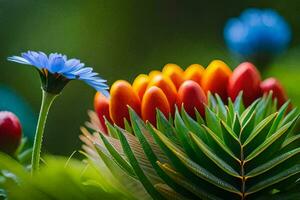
228;62;262;106
147;74;178;115
201;60;232;103
110;80;141;128
260;78;288;108
178;80;207;118
141;86;170;125
94;92;112;134
0;111;22;155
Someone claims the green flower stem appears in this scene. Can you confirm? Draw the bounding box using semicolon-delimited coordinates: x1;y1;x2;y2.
31;90;58;174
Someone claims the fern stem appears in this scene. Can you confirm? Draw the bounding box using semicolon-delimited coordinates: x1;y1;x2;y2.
31;90;57;175
240;144;246;200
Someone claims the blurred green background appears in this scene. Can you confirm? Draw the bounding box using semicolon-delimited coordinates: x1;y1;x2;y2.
1;0;299;155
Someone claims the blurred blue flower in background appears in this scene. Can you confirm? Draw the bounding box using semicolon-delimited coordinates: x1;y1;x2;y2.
224;8;291;67
8;51;109;95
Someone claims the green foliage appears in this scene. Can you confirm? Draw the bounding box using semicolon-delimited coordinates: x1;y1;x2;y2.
82;95;300;200
0;153;132;200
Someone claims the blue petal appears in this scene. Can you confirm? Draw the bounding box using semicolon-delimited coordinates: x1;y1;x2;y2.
48;53;59;66
86;80;108;87
48;56;66;73
21;52;42;68
38;51;49;68
83;77;107;83
84;80;109;97
78;72;98;79
98;89;110;97
7;56;31;65
73;67;93;76
63;73;77;79
63;64;85;74
65;58;81;68
8;51;109;93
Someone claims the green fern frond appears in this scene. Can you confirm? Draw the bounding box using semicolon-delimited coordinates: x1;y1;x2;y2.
81;95;300;200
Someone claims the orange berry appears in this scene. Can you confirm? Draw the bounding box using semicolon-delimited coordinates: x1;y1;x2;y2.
260;78;289;108
148;70;161;79
147;74;177;113
162;63;185;89
177;80;207;118
142;86;170;125
228;62;261;106
184;64;205;86
132;74;149;100
109;80;141;128
94;92;112;134
201;60;232;102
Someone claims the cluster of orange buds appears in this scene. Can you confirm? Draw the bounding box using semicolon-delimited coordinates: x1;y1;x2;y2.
94;60;289;133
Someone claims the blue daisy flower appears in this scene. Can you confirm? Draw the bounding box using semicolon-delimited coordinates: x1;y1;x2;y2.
8;51;109;95
224;8;291;59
